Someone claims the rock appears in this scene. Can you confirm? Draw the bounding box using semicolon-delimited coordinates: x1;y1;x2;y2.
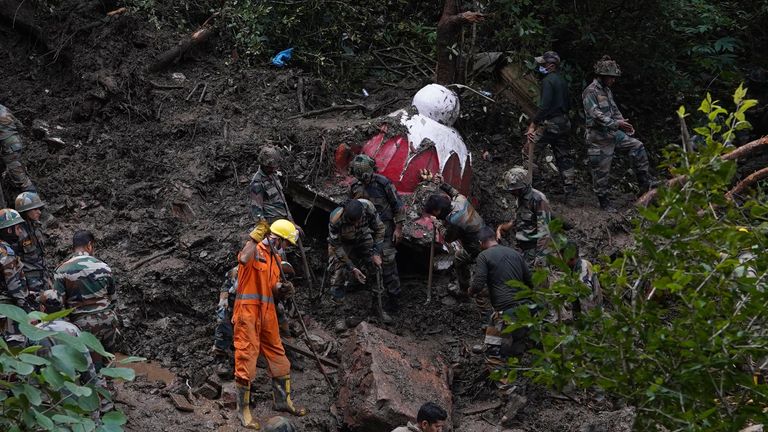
336;321;452;432
194;383;220;400
169;393;194;412
741;426;764;432
500;394;527;426
580;407;636;432
220;383;237;410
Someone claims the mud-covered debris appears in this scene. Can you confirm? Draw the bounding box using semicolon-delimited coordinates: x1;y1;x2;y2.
169;393;195;412
336;321;452;431
220;382;237;410
500;394;527;426
579;407;636;432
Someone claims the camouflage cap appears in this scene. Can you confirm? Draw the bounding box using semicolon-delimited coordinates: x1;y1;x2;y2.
535;51;560;65
348;154;377;179
594;55;621;77
263;416;297;432
0;208;24;229
15;192;44;213
258;145;283;167
498;166;529;191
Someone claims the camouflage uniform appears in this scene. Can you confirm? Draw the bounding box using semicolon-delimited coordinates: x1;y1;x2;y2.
572;258;602;314
582;79;651;199
512;187;552;268
349;173;405;298
438;183;485;292
54;252;119;351
213;266;238;353
530;71;575;192
327;199;385;299
249;168;289;241
0;105;36;198
16;221;51;295
36;319;99;387
0;240;31;345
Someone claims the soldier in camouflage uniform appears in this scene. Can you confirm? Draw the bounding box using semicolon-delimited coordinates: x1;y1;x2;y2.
212;266;238;357
14;192;51;295
422;172;485;294
249;145;289;241
0;104;37;204
348;154;405;313
495;167;552;268
526;51;575;194
327;199;390;323
582;56;653;210
0;209;33;346
561;241;602;316
54;230;119;369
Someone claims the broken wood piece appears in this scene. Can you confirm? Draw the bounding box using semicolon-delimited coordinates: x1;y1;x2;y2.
148;13;218;72
129;247;177;271
282;339;339;369
107;7;127;16
285;104;367;120
461;400;502;415
637;135;768;207
726;166;768;201
169;393;194;412
297;77;306;113
149;80;184;90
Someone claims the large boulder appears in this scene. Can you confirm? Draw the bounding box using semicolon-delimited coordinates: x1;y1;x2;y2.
336;321;452;431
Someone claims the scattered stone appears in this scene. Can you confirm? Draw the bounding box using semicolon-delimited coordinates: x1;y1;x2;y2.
337;321;452;432
741;426;763;432
169;393;194;412
461;400;502;416
220;383;237;410
194;383;220;400
471;344;485;354
579;407;636;432
500;394;527;427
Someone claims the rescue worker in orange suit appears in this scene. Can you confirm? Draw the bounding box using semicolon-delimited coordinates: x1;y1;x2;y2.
233;219;307;430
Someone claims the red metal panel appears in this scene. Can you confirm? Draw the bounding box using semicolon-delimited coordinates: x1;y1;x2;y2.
377;136;409;181
459;155;472;196
441;153;462;192
399;147;440;193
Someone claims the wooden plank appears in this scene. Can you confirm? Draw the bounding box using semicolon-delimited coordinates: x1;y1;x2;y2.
169;393;194;412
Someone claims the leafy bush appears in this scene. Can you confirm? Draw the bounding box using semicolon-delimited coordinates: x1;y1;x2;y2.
502;86;768;431
0;304;140;432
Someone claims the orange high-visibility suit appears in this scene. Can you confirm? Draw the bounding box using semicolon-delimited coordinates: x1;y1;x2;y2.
233;240;291;386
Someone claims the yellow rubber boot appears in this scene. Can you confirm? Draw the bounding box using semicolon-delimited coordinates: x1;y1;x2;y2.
272;375;307;416
236;383;261;430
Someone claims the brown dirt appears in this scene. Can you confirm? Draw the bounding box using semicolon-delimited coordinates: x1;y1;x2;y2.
0;3;641;431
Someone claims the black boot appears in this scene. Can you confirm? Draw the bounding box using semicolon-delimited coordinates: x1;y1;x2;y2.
384;293;400;314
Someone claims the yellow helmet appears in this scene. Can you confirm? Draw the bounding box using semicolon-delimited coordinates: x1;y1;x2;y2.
270;219;298;245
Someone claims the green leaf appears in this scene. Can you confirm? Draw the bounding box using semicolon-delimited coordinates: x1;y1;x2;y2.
33;408;54;431
41;308;75;322
76;331;112;358
2;357;35;375
100;367;136;381
51;414;84;424
18;353;50;366
118;356;147;364
19;383;42;406
77;389;100;412
19;345;42;354
51;344;88;374
676;105;686;118
101;411;127;425
64;381;93;397
18;321;56;342
0;304;29;323
41;365;66;390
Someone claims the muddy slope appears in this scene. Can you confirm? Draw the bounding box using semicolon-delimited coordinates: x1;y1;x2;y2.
1;3;635;430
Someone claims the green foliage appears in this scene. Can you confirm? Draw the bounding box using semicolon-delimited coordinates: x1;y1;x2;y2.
501;87;768;431
0;305;136;431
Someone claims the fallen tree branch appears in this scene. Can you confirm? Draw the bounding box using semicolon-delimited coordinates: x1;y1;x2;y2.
725;166;768;201
285;103;366;120
636;136;768;207
282;338;339;369
148;13;217;72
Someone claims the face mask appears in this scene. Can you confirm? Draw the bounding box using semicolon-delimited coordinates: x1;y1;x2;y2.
538;65;549;75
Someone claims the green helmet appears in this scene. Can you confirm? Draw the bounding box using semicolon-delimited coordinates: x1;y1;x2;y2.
0;208;24;229
258;145;283;167
263;416;297;432
594;55;621;77
348;154;376;180
15;192;44;212
499;166;529;191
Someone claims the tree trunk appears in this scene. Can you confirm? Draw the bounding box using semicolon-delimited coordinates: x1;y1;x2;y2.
435;0;465;85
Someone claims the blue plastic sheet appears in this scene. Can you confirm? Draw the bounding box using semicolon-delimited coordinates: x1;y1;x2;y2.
271;48;294;67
